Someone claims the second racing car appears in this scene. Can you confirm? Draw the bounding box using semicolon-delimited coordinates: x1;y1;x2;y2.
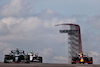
27;51;42;63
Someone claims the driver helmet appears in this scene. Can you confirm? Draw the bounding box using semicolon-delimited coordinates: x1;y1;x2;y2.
80;52;83;55
31;51;34;54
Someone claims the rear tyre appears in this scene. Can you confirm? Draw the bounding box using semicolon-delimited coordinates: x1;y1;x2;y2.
38;57;42;63
19;55;24;60
25;55;30;63
88;57;93;64
72;62;76;64
72;57;76;64
4;55;10;63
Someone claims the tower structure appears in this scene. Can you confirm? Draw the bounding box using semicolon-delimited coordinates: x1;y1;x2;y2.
56;24;82;63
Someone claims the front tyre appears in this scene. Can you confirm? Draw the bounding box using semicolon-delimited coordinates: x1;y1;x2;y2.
38;57;42;63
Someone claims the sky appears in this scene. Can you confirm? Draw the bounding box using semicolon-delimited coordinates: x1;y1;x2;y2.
0;0;100;64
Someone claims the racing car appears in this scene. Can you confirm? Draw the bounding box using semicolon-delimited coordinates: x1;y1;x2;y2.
27;51;42;63
71;52;93;64
4;49;30;63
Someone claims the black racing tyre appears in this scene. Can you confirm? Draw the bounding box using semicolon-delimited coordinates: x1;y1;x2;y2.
19;55;24;60
4;58;8;63
89;57;93;61
72;62;76;64
38;57;42;63
88;62;92;64
4;55;10;63
88;57;93;64
25;55;30;63
71;57;76;64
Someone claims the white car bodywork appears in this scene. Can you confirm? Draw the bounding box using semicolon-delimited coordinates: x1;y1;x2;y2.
27;52;41;62
27;53;34;61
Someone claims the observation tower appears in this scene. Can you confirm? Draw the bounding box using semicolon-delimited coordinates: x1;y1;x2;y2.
56;24;82;63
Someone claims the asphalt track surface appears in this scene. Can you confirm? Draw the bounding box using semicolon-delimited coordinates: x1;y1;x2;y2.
0;63;100;67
